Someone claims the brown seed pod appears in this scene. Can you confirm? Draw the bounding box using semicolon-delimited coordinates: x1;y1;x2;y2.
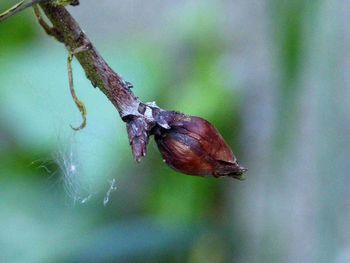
153;112;247;180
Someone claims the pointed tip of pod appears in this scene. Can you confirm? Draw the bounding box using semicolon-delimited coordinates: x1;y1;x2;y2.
229;165;247;180
215;161;247;180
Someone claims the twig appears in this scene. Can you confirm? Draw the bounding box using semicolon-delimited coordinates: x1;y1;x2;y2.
0;0;50;22
67;50;87;131
32;2;247;177
33;5;63;42
34;5;84;130
38;2;155;161
0;0;80;22
39;3;140;116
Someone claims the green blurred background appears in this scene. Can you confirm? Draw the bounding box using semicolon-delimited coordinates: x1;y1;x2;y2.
0;0;349;262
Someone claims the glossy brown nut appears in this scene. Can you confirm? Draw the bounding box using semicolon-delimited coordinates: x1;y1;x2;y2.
154;113;247;180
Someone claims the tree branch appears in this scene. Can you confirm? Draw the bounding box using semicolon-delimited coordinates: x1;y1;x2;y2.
39;2;161;162
39;3;141;117
34;3;247;178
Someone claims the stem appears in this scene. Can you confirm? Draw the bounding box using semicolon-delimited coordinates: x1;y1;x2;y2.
4;2;248;175
39;2;141;118
38;2;158;162
0;0;50;22
67;51;86;131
